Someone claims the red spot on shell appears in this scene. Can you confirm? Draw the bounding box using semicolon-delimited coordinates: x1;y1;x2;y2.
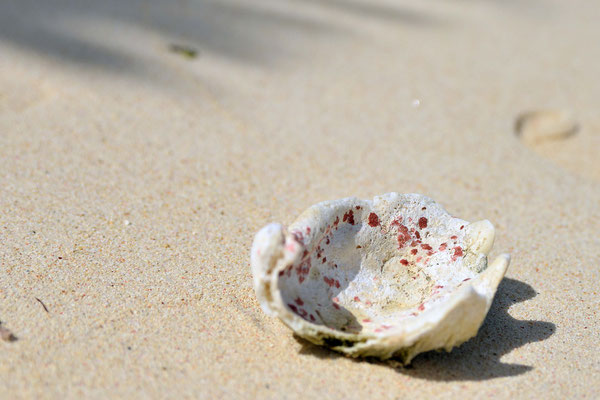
396;224;411;249
400;259;409;266
343;209;355;225
332;303;340;310
334;280;341;289
421;207;427;210
434;285;444;289
368;213;380;227
418;217;428;229
325;237;330;244
323;277;335;287
420;244;433;251
411;248;418;255
294;297;304;306
355;205;361;210
278;270;284;277
418;303;425;311
454;246;463;257
451;235;458;240
374;328;383;333
322;257;327;263
354;296;361;302
298;276;305;283
310;314;316;321
288;304;298;313
460;225;464;230
362;318;371;323
415;231;421;239
334;216;340;226
306;227;311;234
439;243;448;251
463;278;471;282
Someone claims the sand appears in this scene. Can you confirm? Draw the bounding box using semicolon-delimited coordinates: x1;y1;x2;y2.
0;0;598;398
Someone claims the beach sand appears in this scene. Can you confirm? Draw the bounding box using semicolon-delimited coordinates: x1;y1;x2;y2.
0;0;598;398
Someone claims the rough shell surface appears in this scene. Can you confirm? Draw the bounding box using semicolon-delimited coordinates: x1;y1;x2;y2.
250;193;510;363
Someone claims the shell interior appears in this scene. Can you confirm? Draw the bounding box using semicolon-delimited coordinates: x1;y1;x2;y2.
277;194;484;335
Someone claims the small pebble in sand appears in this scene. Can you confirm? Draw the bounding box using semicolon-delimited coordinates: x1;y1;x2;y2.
124;220;131;226
515;110;578;144
411;99;421;107
0;324;17;342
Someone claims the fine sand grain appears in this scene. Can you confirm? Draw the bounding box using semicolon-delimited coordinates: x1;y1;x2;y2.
0;0;598;398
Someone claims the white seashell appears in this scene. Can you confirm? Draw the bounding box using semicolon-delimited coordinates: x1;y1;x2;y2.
251;193;510;363
515;110;578;144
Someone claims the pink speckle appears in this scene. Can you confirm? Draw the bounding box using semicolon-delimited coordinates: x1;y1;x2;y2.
362;318;372;323
354;296;361;302
365;300;372;306
298;276;305;283
420;244;432;251
306;227;311;234
415;231;421;240
451;235;458;240
418;303;425;311
368;213;380;227
395;224;411;249
454;246;463;257
439;243;448;251
416;257;422;262
285;242;296;252
411;248;418;255
343;209;355;225
334;279;341;289
323;277;335;287
400;259;409;266
418;217;428;229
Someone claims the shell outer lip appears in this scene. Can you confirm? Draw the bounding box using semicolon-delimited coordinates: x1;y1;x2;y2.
250;193;510;362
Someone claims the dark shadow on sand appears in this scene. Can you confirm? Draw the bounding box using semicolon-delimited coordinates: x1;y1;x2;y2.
296;277;555;381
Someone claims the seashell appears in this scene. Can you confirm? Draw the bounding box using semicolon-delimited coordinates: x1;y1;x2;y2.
250;193;510;364
515;110;578;144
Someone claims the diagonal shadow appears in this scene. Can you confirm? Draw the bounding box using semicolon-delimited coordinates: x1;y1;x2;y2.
295;277;555;381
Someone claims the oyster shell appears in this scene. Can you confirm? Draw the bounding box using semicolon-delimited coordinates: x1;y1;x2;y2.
251;193;510;363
